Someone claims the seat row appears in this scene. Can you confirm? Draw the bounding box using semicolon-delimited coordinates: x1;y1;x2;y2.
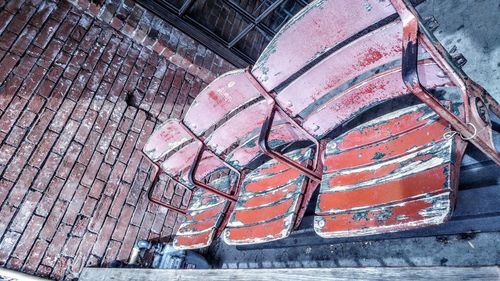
142;0;499;249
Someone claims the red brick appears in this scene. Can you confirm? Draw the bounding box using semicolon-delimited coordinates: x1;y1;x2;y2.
96;118;116;151
111;204;134;241
0;179;13;203
51;256;70;280
87;60;108;91
31;152;62;192
81;152;104;187
0;95;28;133
30;1;56;26
72;215;90;237
22;239;49;274
88;195;112;233
49;99;76;133
55;12;80;41
36;79;56;99
0;76;23;112
129;190;148;226
137;211;155;240
117;131;138;163
52;119;79;155
2;142;35;182
46;78;72;111
94;100;114;133
71;231;97;274
63;49;87;80
26;109;54;143
62;185;90;225
18;66;47;99
77;125;100;162
67;70;92;101
36;264;53;278
11;215;45;261
110;130;126;150
16;110;37;128
39;199;68;241
103;55;124;84
41;224;71;267
59;163;86;202
104;146;119;164
29;130;58;167
9;190;42;233
101;36;120;64
61;235;80;258
0;231;21;264
0;204;17;239
117;225;139;260
33;18;60;49
107;72;127;102
7;3;37;34
35;177;64;217
37;38;64;69
122;150;141;184
102;240;121;265
88;179;105;199
11;24;37;55
0;10;15;34
96;162;112;182
79;25;101;52
5;125;28;147
91;216;116;256
81;196;98;217
108;183;130;218
0;30;17;51
70;89;93;121
55;142;82;179
0;53;20;82
151;207;168;234
74;109;98;144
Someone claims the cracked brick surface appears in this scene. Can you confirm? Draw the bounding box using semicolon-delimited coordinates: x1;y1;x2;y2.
0;0;233;279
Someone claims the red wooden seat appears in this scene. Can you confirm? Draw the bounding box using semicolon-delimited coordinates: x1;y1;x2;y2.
182;71;315;245
143;0;499;248
315;103;467;237
173;176;232;249
223;147;313;245
248;0;498;238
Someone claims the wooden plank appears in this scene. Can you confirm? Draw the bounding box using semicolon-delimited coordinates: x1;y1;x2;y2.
80;266;500;281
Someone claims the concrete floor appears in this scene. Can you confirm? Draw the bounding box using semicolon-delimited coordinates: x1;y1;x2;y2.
418;0;500;102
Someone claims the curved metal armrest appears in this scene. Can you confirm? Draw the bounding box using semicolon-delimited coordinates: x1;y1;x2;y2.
187;141;240;202
142;151;190;215
390;0;500;165
258;100;322;182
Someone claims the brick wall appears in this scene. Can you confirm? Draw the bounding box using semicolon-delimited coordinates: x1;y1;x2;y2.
69;0;235;83
0;0;233;279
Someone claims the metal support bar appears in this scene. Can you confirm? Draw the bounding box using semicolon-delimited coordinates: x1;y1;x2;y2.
187;141;239;202
142;152;190;215
178;0;195;16
244;69;322;181
179;121;242;203
390;0;500;165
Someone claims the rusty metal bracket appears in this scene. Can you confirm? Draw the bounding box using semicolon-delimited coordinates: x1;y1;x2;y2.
142;151;190;215
186;141;239;202
244;69;322;182
390;0;500;165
